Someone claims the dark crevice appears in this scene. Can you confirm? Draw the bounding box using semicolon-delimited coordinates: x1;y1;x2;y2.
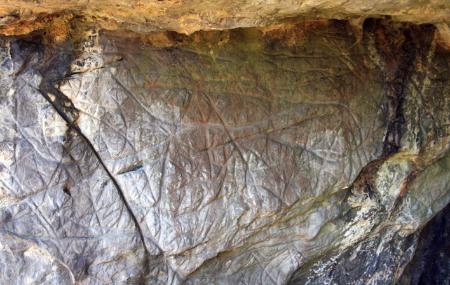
349;21;437;201
380;32;413;157
117;161;144;175
398;202;450;285
348;20;418;197
364;19;417;157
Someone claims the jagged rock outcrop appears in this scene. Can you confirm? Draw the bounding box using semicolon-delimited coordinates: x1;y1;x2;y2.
1;0;450;35
0;4;449;285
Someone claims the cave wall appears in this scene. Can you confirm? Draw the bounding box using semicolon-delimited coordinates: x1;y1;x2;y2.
0;16;449;285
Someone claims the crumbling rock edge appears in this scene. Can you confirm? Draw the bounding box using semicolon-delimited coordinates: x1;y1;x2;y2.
1;0;450;35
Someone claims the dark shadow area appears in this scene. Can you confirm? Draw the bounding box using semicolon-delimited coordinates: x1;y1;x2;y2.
399;202;450;285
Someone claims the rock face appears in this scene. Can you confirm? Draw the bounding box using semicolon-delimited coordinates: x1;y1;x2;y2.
1;0;450;35
0;5;449;285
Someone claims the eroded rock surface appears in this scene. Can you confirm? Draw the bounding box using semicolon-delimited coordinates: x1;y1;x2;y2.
1;0;450;35
0;14;449;285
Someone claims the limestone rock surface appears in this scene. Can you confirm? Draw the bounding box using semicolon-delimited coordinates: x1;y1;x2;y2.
0;3;449;285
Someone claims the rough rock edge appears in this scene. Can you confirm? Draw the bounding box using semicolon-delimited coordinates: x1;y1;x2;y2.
0;0;450;35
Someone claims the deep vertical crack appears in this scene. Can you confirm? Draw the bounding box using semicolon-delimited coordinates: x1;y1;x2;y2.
348;20;418;194
38;83;152;254
381;28;416;157
22;35;156;282
363;19;419;157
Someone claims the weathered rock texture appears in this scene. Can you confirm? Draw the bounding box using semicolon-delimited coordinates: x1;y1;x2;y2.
2;0;450;34
0;4;449;285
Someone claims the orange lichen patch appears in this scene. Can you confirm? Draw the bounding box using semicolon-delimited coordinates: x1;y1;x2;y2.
0;17;46;36
46;16;70;44
0;13;73;38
